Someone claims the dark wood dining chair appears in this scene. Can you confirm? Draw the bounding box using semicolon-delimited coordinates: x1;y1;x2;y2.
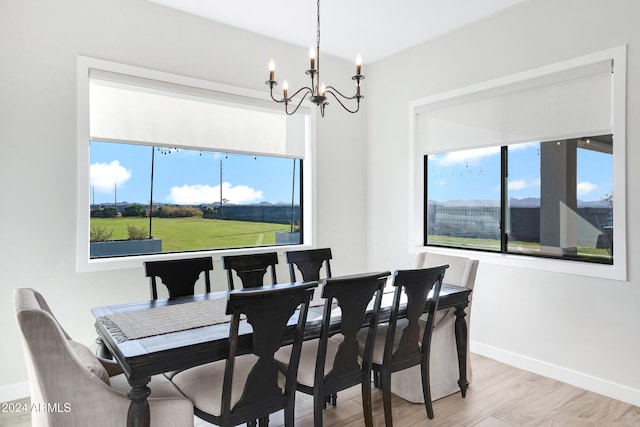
96;256;215;360
144;256;213;300
285;247;332;282
360;265;448;426
171;282;317;427
221;252;279;290
275;271;390;427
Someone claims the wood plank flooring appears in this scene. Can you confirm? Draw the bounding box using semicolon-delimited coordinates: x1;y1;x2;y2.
2;354;638;426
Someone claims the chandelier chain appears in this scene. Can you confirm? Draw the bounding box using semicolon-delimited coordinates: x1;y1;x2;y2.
316;0;321;48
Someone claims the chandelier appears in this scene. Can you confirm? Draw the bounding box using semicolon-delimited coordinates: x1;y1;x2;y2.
265;0;364;117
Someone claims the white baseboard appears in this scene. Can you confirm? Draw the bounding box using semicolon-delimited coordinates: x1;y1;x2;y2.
0;382;29;404
471;341;640;407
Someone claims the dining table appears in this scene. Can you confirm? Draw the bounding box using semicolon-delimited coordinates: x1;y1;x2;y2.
92;275;473;427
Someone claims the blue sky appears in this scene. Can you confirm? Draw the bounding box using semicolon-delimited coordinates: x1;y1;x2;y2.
427;141;613;203
90;141;301;206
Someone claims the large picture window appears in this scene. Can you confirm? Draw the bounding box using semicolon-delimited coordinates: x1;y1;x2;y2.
426;135;613;264
77;57;312;270
89;142;302;258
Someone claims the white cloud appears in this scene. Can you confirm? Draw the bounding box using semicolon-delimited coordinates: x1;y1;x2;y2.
433;146;500;167
167;182;263;205
90;161;132;193
508;179;529;190
577;181;597;196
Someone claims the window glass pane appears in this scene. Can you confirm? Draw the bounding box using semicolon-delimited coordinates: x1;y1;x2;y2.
426;146;501;251
89;141;302;258
507;136;612;263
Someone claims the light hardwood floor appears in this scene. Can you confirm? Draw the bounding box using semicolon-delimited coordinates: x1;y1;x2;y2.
2;354;639;426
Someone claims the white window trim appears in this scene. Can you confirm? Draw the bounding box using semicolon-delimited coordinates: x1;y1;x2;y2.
408;46;627;281
76;56;316;272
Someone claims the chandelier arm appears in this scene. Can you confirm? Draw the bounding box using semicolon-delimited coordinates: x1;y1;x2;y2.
324;89;361;114
285;90;313;115
324;85;363;101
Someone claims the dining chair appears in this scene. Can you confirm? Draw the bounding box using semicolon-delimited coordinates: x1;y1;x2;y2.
285;247;333;282
275;271;390;427
144;256;214;300
221;252;279;290
14;288;194;427
391;252;479;403
171;282;317;427
358;265;448;426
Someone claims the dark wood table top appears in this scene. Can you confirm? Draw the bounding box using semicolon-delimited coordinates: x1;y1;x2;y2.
92;280;472;381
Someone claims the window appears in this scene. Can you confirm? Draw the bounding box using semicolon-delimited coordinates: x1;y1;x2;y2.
426;135;613;264
77;57;312;271
410;47;626;280
89;142;302;258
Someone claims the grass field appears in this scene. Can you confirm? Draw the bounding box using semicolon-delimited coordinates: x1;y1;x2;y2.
429;235;612;259
90;217;292;252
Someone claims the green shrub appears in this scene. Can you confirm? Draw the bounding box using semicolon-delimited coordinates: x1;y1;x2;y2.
90;207;119;218
153;205;203;218
90;226;113;242
123;204;147;217
127;224;148;240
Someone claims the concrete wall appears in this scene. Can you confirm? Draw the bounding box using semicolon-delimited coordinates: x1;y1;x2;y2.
366;0;640;406
0;0;367;400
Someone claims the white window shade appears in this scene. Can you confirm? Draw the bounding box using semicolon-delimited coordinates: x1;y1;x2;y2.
416;60;613;154
89;71;306;158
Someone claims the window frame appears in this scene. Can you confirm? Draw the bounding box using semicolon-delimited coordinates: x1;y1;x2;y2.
409;46;627;281
77;56;316;272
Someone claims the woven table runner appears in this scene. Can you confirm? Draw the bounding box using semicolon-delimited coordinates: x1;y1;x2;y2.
100;297;231;343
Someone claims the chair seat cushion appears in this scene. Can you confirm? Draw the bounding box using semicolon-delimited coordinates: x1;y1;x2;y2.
68;340;110;384
109;372;190;399
171;354;262;416
275;336;343;388
356;324;421;365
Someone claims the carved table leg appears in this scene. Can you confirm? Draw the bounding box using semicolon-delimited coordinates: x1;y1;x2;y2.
127;377;152;427
454;304;469;397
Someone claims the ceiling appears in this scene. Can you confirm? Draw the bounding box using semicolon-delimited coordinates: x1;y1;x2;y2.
146;0;531;63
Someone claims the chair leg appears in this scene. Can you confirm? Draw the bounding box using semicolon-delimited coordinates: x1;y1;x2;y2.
314;392;324;427
331;392;337;407
420;361;434;419
361;381;374;427
380;369;393;427
258;416;269;426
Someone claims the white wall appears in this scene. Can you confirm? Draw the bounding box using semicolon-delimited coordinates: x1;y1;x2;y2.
366;0;640;406
0;0;367;400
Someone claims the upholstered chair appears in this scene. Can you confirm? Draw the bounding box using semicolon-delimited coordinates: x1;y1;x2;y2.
14;288;193;427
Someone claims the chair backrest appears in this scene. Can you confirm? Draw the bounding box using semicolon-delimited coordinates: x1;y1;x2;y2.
144;257;213;300
384;265;448;372
220;282;317;425
413;251;478;290
222;252;279;290
285;247;333;282
14;288;119;425
318;272;389;391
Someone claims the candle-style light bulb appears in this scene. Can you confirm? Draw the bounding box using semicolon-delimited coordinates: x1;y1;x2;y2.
355;53;362;75
320;83;326;96
283;79;289;100
309;46;316;70
268;59;275;81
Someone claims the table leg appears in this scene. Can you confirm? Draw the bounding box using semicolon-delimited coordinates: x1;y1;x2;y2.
454;304;469;397
127;377;151;427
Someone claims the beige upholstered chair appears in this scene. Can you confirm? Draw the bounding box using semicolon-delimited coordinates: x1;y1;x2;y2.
390;252;479;403
14;288;193;427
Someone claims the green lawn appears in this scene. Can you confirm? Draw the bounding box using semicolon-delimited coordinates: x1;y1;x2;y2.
428;235;612;259
90;217;292;252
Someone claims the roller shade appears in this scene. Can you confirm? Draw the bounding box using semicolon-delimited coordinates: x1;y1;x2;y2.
89;70;306;158
416;60;613;153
